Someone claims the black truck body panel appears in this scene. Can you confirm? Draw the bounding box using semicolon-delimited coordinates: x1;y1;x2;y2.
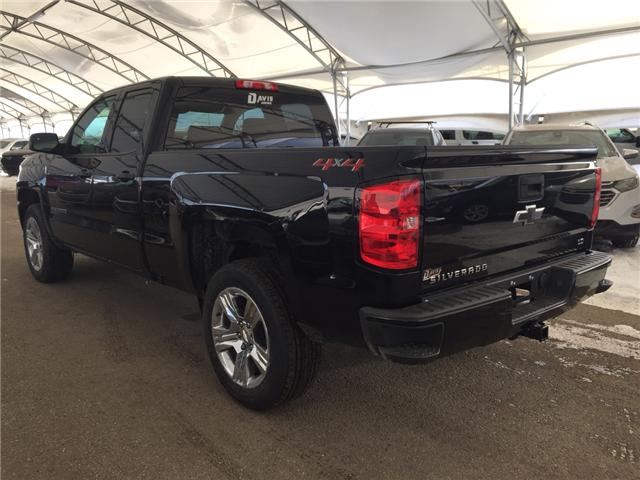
16;76;611;361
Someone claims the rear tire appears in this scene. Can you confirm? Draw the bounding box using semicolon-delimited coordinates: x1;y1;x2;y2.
612;235;639;248
23;204;74;282
202;259;321;410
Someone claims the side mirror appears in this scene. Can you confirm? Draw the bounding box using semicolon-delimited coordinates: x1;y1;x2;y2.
29;132;59;153
622;148;639;160
636;137;640;148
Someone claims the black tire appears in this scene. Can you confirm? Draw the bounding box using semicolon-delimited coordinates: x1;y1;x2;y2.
612;235;639;248
202;258;321;410
23;204;74;282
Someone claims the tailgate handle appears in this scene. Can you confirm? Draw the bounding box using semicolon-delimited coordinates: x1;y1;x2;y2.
518;174;544;202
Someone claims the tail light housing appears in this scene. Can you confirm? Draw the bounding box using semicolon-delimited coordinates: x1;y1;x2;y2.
359;179;421;269
589;167;602;229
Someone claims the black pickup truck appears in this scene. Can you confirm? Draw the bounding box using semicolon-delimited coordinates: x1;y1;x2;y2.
17;77;612;409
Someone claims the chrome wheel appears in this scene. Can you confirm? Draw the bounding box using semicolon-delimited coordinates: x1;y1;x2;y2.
25;217;44;271
211;287;270;389
462;204;489;222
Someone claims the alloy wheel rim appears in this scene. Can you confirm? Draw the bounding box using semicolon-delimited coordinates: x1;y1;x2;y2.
25;217;44;271
463;204;489;222
211;287;270;389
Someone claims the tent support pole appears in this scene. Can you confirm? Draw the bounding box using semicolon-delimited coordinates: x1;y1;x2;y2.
518;55;526;124
332;70;341;140
344;72;350;145
508;47;526;128
508;52;514;130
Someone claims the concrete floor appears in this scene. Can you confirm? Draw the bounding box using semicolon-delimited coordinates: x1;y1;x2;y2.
1;176;639;479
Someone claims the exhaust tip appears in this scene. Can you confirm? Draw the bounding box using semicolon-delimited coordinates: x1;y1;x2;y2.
596;278;613;294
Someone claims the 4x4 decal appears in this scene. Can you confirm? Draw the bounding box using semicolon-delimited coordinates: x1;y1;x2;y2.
313;157;365;172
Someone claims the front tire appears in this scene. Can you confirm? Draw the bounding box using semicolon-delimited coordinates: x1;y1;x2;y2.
23;204;74;282
202;259;321;410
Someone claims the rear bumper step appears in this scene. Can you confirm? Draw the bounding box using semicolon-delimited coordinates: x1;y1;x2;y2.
360;250;611;363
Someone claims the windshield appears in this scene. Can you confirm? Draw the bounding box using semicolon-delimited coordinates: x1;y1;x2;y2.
165;86;337;149
507;130;617;159
10;141;28;150
358;130;434;146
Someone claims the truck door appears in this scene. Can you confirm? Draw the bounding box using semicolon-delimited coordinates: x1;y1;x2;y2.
87;86;156;270
47;95;117;253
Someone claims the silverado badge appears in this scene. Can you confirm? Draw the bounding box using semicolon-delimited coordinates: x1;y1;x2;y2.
423;264;488;284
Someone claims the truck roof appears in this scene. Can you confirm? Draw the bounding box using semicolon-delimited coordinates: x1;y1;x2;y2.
510;123;601;132
100;76;322;98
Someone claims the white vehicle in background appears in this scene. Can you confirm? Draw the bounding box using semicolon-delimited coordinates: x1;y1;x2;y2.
440;129;506;146
605;128;639;163
505;124;640;248
0;138;28;155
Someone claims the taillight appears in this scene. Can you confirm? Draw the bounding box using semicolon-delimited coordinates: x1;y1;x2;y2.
589;167;602;229
235;79;278;91
359;179;421;269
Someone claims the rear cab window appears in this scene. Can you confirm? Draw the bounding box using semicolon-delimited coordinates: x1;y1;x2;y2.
165;84;337;149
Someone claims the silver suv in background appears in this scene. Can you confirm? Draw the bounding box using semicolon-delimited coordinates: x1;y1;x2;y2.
440;129;505;146
505;124;640;248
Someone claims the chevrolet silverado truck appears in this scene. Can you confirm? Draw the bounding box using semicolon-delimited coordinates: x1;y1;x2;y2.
17;77;612;409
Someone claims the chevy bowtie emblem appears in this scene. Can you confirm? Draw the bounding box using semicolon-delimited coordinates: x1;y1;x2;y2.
513;204;545;225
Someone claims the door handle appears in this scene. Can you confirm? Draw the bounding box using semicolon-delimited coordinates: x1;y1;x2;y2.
116;170;135;181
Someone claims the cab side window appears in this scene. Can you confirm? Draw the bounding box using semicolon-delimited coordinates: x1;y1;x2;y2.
440;130;455;141
70;96;116;154
111;88;154;153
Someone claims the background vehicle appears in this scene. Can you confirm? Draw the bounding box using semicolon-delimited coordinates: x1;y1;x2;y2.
0;138;28;155
17;77;611;409
357;123;445;146
605;128;639;162
2;145;33;176
505;124;640;248
440;129;505;146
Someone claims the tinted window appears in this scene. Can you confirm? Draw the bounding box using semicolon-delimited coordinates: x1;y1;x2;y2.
10;141;28;150
507;130;618;159
111;89;154;153
440;130;455;140
462;130;503;140
606;128;635;143
165;86;336;149
71;96;115;154
358;130;435;146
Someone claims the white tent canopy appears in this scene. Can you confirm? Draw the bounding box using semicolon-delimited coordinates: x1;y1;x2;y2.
0;0;638;136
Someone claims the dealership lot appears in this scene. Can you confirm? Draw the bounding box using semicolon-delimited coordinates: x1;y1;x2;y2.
1;177;638;479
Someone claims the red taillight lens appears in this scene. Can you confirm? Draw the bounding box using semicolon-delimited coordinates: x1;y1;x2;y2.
235;79;278;91
589;167;602;229
359;179;421;269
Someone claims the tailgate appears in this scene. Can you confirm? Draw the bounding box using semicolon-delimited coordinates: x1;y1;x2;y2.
421;146;599;290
